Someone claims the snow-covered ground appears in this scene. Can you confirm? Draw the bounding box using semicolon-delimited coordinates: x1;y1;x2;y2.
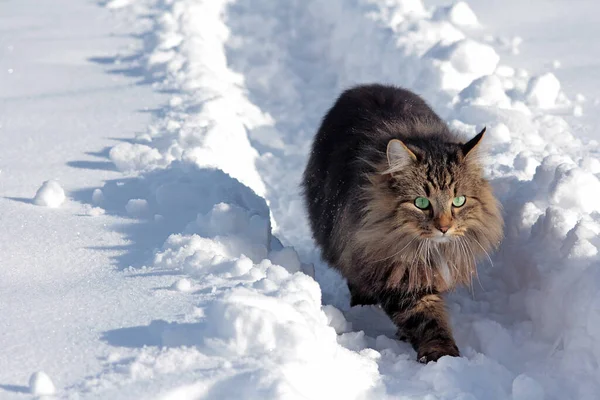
2;0;600;398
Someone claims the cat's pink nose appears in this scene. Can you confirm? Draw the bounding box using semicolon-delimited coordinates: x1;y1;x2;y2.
435;215;452;234
433;214;452;233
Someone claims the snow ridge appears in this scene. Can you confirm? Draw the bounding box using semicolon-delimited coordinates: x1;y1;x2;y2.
109;0;268;197
88;0;600;398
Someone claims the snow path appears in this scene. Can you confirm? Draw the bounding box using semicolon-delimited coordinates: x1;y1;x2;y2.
2;0;600;398
223;1;600;398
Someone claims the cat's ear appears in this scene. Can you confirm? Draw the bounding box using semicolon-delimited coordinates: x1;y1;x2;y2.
387;139;417;170
462;127;486;157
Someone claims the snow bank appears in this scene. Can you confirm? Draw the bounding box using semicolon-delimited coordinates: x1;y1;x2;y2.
106;0;269;198
84;161;381;397
90;0;600;398
122;165;380;398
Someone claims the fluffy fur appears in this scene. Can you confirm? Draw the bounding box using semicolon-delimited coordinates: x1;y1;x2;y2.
302;84;503;362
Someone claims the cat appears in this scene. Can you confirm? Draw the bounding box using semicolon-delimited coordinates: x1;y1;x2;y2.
301;83;503;363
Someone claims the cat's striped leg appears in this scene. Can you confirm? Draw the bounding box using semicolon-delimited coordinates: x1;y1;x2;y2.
381;290;459;363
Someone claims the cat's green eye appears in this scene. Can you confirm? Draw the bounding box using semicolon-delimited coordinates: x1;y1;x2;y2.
414;197;430;209
452;196;466;207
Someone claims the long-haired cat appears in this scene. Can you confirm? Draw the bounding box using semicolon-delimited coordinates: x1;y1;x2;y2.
302;84;503;362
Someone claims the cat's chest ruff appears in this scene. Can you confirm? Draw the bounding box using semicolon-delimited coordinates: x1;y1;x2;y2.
438;256;453;287
384;249;455;291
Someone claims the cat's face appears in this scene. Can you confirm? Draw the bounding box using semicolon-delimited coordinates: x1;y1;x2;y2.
353;129;504;290
383;131;503;252
393;162;487;243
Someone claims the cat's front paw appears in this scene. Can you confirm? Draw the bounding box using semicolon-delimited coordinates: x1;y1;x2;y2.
417;340;459;363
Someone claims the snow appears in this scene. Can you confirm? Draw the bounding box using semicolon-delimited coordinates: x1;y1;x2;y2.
512;374;545;400
28;372;55;396
33;180;66;208
447;2;479;27
85;205;106;217
2;0;600;399
525;72;561;108
424;39;500;91
171;278;192;292
92;188;105;205
109;143;163;172
125;198;149;217
434;2;479;28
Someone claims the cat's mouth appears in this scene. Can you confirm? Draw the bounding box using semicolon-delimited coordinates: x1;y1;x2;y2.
422;230;459;243
429;235;452;243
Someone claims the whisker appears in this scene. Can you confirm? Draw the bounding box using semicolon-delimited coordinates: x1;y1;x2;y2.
462;237;484;293
457;238;475;298
420;239;429;286
425;239;433;287
433;241;449;287
372;236;418;263
472;238;494;268
447;241;460;275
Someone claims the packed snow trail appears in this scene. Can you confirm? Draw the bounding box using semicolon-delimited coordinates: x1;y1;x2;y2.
2;0;600;398
220;0;600;398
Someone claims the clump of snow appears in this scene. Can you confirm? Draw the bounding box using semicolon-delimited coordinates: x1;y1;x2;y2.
184;202;271;264
268;247;302;274
395;0;426;16
580;156;600;173
323;304;352;334
513;151;540;178
487;123;511;144
511;372;543;399
525;72;561;108
33;180;66;208
109;142;163;172
92;188;104;205
510;36;523;55
446;39;499;75
457;75;511;108
125;198;149;217
495;65;515;77
169;96;183;107
549;166;600;213
29;371;56;396
83;204;105;217
424;39;499;91
434;1;479;27
172;278;192;292
105;0;131;9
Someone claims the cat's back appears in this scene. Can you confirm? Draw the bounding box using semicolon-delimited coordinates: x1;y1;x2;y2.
331;83;439;124
310;84;447;160
305;84;447;178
